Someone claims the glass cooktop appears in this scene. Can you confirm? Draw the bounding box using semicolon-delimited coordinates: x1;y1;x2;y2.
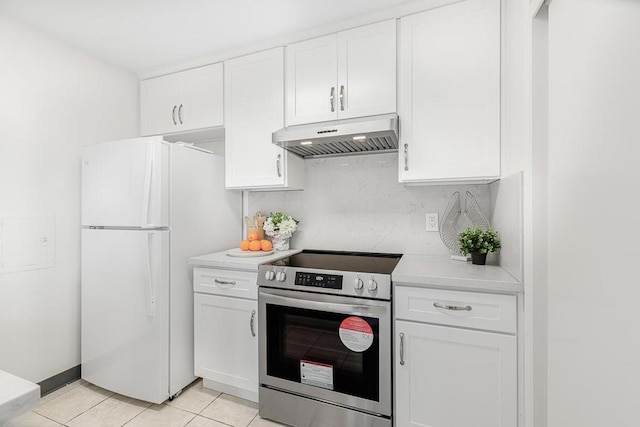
268;250;402;275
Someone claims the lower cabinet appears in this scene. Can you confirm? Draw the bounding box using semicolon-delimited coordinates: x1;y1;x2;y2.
394;287;518;427
194;293;258;402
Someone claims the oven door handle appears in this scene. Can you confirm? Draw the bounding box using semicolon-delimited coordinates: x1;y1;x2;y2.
259;291;388;315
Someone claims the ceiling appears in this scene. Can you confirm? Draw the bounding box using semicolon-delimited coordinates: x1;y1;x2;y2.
0;0;414;75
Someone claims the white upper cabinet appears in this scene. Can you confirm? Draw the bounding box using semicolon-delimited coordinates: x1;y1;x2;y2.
398;0;501;184
140;74;180;136
286;34;338;125
140;63;224;137
224;47;304;190
286;19;396;126
179;65;224;132
338;20;397;120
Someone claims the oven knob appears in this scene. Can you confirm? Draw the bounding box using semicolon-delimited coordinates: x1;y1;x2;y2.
354;277;364;290
276;271;286;282
264;270;275;281
368;278;378;291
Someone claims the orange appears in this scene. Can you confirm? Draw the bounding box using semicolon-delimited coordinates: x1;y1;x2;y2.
260;240;273;251
247;232;259;241
249;240;262;251
239;240;250;251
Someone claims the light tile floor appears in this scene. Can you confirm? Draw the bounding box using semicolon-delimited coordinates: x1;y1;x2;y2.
3;379;285;427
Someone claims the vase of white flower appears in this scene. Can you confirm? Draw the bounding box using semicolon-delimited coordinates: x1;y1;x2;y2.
263;211;299;251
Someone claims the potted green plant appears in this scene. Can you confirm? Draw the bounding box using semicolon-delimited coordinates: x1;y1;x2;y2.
458;226;501;265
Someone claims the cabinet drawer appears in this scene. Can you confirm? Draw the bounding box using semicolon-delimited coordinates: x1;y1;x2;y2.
395;287;516;334
194;268;258;300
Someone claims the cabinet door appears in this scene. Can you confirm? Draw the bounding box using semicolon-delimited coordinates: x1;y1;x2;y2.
140;73;180;136
194;294;258;396
399;0;500;183
337;20;397;119
395;320;517;427
225;47;304;190
180;63;224;131
286;34;338;125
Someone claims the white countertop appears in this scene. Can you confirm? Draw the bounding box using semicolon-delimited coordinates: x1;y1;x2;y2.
0;370;40;424
392;254;523;293
189;248;302;271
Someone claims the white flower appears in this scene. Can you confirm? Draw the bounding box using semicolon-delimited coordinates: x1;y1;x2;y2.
263;219;277;236
277;218;297;239
262;212;298;239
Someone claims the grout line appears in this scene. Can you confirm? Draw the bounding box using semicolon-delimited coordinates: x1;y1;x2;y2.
59;390;114;425
195;410;235;427
121;409;143;426
184;413;197;427
197;391;222;415
28;411;64;426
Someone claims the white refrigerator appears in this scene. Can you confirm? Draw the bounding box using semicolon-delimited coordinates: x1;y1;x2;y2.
80;136;241;404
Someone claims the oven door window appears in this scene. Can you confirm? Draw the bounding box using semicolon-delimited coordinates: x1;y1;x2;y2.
266;304;379;402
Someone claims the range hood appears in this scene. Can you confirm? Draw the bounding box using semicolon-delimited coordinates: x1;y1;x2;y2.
272;113;398;158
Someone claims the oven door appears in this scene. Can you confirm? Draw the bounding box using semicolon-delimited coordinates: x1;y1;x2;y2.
259;288;391;416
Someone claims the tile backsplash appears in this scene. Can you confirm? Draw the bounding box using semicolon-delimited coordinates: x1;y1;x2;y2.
248;153;492;256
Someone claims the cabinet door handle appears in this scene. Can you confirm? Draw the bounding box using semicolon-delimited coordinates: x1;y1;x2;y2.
250;310;256;337
433;302;473;311
172;105;177;125
339;85;345;111
178;104;183;124
276;154;282;178
330;87;335;112
403;144;409;171
214;278;236;286
399;332;405;366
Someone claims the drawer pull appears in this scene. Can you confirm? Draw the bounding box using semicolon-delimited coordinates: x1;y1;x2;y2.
433;302;472;311
214;279;237;286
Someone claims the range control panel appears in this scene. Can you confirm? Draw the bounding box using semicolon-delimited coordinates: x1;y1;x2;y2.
257;266;392;301
295;272;343;289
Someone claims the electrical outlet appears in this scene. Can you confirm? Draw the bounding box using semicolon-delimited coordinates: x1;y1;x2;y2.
426;213;439;232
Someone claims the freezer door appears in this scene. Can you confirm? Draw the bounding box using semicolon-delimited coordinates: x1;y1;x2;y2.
81;228;169;404
82;137;169;228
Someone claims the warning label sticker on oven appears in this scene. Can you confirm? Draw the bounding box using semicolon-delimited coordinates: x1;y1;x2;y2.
339;316;374;352
300;360;334;390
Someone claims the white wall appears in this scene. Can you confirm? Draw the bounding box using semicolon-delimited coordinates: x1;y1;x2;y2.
501;0;528;177
0;15;139;382
531;6;548;427
547;1;640;425
248;153;492;256
527;7;549;427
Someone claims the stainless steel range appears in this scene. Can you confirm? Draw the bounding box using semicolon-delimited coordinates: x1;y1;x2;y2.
257;250;402;427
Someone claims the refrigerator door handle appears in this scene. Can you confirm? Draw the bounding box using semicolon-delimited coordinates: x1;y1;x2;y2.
141;142;154;227
145;232;156;317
